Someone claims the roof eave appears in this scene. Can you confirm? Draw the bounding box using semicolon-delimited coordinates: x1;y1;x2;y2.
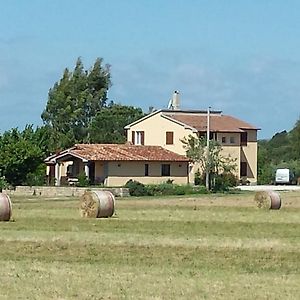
124;109;162;129
161;114;198;133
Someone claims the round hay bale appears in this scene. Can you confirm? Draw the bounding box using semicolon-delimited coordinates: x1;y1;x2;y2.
254;190;281;210
79;190;115;218
0;193;12;221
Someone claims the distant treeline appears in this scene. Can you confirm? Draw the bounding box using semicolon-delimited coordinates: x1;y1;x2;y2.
258;118;300;184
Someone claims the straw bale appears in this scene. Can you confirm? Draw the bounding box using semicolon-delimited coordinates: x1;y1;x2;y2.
79;191;100;218
0;193;12;221
254;190;281;210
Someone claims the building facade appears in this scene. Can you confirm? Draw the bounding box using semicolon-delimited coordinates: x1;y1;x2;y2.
125;109;259;184
45;144;190;186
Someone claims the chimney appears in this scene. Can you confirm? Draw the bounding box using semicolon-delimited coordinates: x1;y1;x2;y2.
172;90;180;110
167;90;180;110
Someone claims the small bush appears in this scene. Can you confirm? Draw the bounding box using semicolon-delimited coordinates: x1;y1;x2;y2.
194;169;204;185
166;178;174;184
76;172;90;187
192;185;208;194
154;182;175;195
212;173;238;192
124;181;209;197
173;185;187;195
125;180;149;196
0;176;9;192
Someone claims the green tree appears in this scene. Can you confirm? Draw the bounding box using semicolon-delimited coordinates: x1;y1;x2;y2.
181;135;237;191
257;141;275;184
265;131;292;164
290;118;300;160
41;57;111;151
88;103;144;143
0;126;46;186
257;117;300;184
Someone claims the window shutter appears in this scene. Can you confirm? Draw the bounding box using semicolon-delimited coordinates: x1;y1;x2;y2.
241;132;248;146
161;164;171;176
166;132;174;145
141;131;145;145
131;131;135;144
145;164;149;176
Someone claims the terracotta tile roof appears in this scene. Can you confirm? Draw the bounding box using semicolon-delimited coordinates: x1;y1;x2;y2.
50;144;189;162
164;113;259;132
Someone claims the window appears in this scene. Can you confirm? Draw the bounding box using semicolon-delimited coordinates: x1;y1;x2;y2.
199;132;206;139
230;136;235;144
240;162;247;177
166;131;174;145
209;132;217;140
132;131;144;145
198;132;217;140
145;164;149;176
222;136;226;144
161;164;170;176
241;132;248;146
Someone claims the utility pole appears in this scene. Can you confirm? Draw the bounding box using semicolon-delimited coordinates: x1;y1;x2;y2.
205;106;211;191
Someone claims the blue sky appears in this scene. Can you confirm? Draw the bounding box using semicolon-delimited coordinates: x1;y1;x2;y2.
1;0;300;139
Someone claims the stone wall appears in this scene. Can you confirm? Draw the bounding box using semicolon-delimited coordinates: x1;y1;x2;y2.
4;186;130;198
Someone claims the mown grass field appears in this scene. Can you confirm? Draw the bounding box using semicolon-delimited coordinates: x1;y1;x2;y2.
0;191;300;299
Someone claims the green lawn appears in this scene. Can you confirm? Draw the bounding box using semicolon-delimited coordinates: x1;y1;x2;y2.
0;192;299;299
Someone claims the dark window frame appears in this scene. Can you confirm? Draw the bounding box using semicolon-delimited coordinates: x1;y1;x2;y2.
240;162;247;177
241;132;248;146
145;164;149;176
161;164;171;176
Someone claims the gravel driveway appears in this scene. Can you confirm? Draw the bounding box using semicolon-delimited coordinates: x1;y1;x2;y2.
239;185;300;191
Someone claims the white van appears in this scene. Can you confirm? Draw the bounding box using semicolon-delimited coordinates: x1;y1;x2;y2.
275;168;294;185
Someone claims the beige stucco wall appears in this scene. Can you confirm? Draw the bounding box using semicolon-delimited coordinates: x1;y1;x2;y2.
216;130;257;183
105;161;189;186
128;113;258;184
59;161;73;177
241;130;258;183
216;132;241;178
127;112;197;155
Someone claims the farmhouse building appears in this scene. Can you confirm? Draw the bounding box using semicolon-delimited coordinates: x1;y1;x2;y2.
45;144;190;186
125;107;259;184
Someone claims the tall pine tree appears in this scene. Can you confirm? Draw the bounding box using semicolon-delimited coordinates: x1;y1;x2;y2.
41;57;111;151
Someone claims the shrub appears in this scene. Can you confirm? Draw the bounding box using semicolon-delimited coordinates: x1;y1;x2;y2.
212;172;238;192
76;172;90;187
166;178;174;184
124;181;209;197
194;169;203;185
0;176;9;192
125;180;149;196
192;185;208;194
173;185;188;195
154;182;175;195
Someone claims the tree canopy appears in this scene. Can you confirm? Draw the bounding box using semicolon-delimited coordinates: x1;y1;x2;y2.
0;126;47;186
181;135;237;191
258;117;300;183
88;102;144;144
41;57;111;151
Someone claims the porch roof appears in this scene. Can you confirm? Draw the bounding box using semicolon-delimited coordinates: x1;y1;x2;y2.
45;144;190;163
